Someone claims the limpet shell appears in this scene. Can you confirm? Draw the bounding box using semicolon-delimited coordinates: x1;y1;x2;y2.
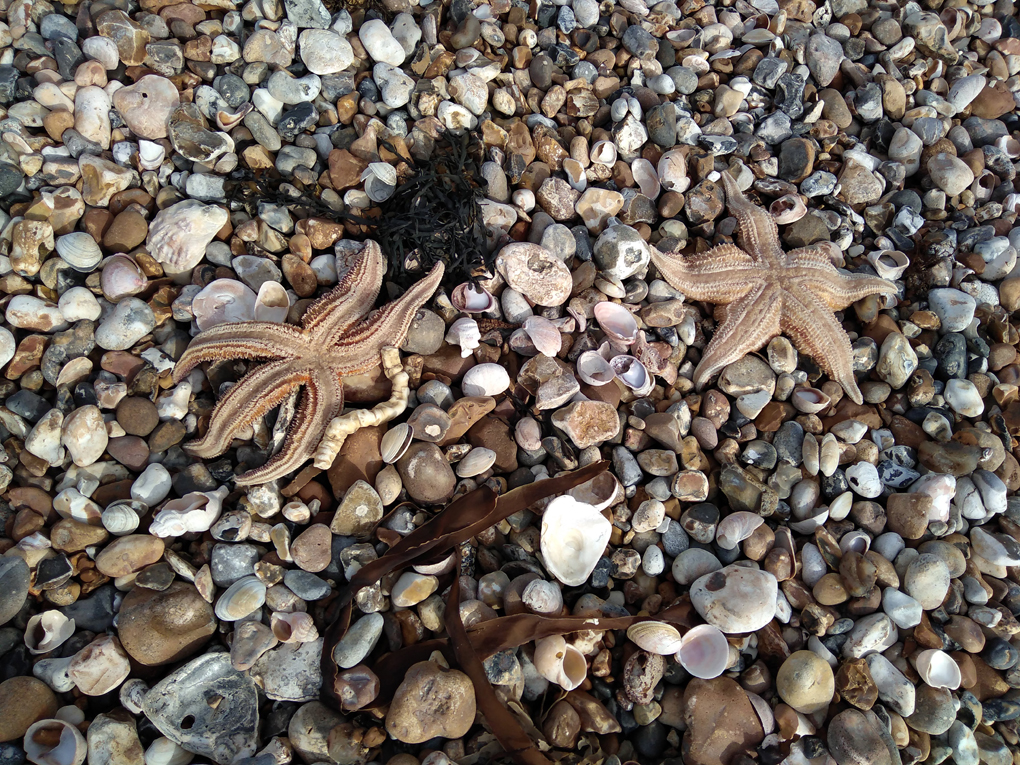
626;621;684;655
214;575;266;621
675;624;730;679
593;302;638;346
451;282;495;313
381;423;413;464
769;194;806;224
915;649;961;689
55;232;103;272
23;719;87;765
25;611;76;654
576;350;616;386
866;250;909;280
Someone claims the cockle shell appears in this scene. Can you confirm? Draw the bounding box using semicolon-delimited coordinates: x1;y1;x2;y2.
446;317;481;358
192;279;257;331
100;255;147;302
626;622;684;655
25;611;76;654
521;579;563;614
271;612;319;643
540;495;612;586
215;575;267;621
675;624;730;679
255;281;290;323
791;387;831;414
657;149;690;193
534;635;587;691
55;232;102;272
590;140;617;166
361;162;397;203
609;355;653;396
769;194;807;224
632;158;660;199
451;282;495;313
101;500;143;536
522;315;562;356
23;719;87;765
381;423;413;464
137;140;165;171
715;511;764;550
149;485;229;537
576;350;616;386
147;200;229;272
916;649;961;689
593;302;638;346
866;250;909;280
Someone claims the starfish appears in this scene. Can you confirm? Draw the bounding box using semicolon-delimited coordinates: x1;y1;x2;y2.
172;240;443;485
652;172;898;405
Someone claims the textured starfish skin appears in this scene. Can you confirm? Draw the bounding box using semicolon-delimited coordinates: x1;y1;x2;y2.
173;241;443;485
652;172;898;405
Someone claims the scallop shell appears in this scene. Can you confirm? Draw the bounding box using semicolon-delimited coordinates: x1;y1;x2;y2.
100;255;147;302
522;315;562;356
23;719;87;765
627;621;684;655
362;162;397;203
590;140;617;166
381;423;413;464
632;158;660;199
271;612;319;643
521;579;563;615
916;649;961;689
576;350;616;386
101;500;143;536
456;447;497;477
866;249;909;280
540;495;612;586
445;316;481;358
254;281;290;323
534;635;587;691
609;355;653;395
192;278;257;331
593;302;638;346
657;149;690;194
769;194;806;224
25;611;76;655
55;232;103;271
214;575;267;621
451;282;495;313
715;511;764;550
791;387;831;414
676;624;730;679
147;200;229;272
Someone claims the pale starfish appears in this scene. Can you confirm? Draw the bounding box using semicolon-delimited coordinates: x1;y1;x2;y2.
652;172;898;405
172;241;443;485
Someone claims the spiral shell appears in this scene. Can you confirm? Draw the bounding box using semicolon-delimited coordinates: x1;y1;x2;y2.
521;579;563;615
56;232;103;272
23;719;87;765
25;611;76;655
214;575;267;621
271;611;319;643
626;621;684;655
534;635;587;691
658;149;690;193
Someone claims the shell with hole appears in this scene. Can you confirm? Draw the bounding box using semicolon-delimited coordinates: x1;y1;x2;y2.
191;278;257;331
55;232;103;272
150;485;229;537
23;719;87;765
540;494;612;586
593;302;638;346
915;649;961;689
25;611;76;654
626;622;684;655
271;612;319;643
533;635;588;691
769;195;807;224
675;624;730;679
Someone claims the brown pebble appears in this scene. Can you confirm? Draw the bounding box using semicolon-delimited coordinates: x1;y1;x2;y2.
116;397;159;436
0;677;59;742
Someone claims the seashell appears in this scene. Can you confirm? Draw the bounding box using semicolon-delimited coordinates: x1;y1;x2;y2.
769;194;806;224
451;282;495;313
101;500;143;536
828;491;853;521
147;200;230;273
522;315;562;356
609;355;653;396
563;158;587;192
25;611;76;655
271;612;319;643
590;140;617;166
137;140;165;171
144;738;193;765
791;387;831;414
521;579;563;615
191;278;256;331
254;281;290;323
576;350;616;386
972;170;996;202
593;302;638;346
632;158;660;199
413;552;456;577
534;635;588;691
866;249;909;280
23;719;87;765
747;690;775;735
540;495;612;586
839;530;871;555
456;446;497;478
626;622;684;655
567;470;620;512
381;423;413;464
676;624;730;679
657;149;690;194
361;162;398;203
788;506;829;534
916;649;961;689
344;189;371;209
215;103;253;131
445;316;481;358
100;255;147;302
150;485;229;537
715;511;764;550
215;575;267;621
996;135;1020;159
55;232;102;272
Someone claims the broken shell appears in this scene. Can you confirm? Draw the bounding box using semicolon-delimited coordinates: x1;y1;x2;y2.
271;612;319;643
626;622;684;655
254;281;290;323
137;140;165;171
23;719;87;765
715;511;765;550
451;282;495;313
866;250;909;281
632;158;660;199
996;135;1020;159
214;575;267;621
100;256;147;302
540;495;612;586
101;500;143;536
55;232;103;272
67;635;131;695
521;579;563;615
676;624;730;679
657;150;690;194
576;350;616;386
149;485;228;537
192;278;257;331
534;635;587;691
609;355;653;396
412;552;456;577
769;194;807;224
445;317;481;358
215;103;253;131
147;200;230;273
522;315;562;356
590;140;617;166
25;611;76;655
567;470;620;512
381;423;413;464
915;649;961;690
791;387;831;414
593;302;638;346
456;447;497;478
361;162;397;203
789;506;829;535
839;530;871;555
33;656;76;694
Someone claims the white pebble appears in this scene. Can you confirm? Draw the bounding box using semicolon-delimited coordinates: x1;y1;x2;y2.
59;287;102;322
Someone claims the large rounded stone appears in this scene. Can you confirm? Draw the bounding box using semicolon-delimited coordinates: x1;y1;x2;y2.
117;581;216;666
0;677;59;741
385;661;476;744
690;565;778;633
681;677;764;765
776;650;835;714
396;443;456;504
0;557;30;627
827;709;895;765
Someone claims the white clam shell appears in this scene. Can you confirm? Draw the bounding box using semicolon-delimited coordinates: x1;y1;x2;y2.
627;621;684;655
632;158;660;199
55;232;103;272
521;579;563;615
271;612;319;643
916;649;961;689
609;355;653;395
593;302;638;346
534;635;587;691
769;194;807;224
381;423;413;464
658;149;690;193
25;611;76;655
254;281;290;323
866;250;909;280
362;162;397;202
715;511;764;550
576;350;616;386
215;575;267;621
791;387;831;414
192;279;257;331
522;315;562;356
540;495;612;586
675;624;730;679
101;500;143;536
23;719;87;765
456;447;496;477
451;282;495;313
590;140;617;166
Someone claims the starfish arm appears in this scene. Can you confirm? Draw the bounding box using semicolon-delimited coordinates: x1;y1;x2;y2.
172;321;307;384
301;240;387;337
235;367;344;486
184;359;309;459
782;284;865;405
693;282;783;390
786;243;841;270
797;271;898;311
651;244;762;303
332;262;445;375
720;171;785;265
